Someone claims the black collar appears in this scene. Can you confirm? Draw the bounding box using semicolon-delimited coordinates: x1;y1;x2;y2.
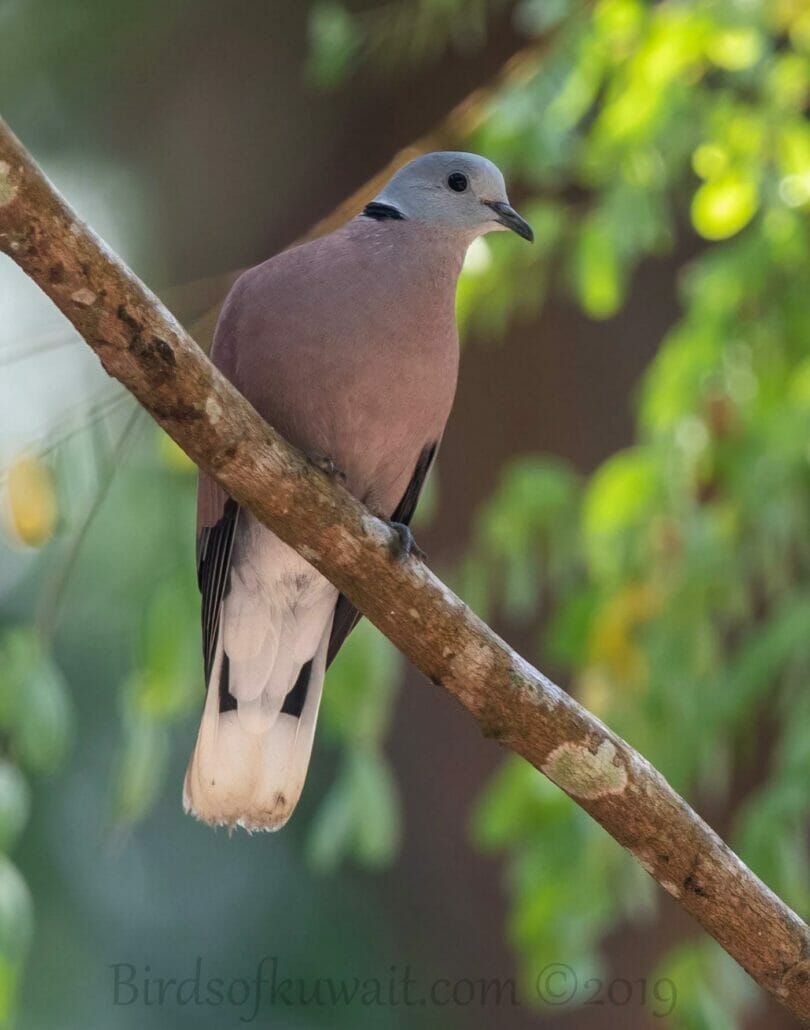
362;202;405;221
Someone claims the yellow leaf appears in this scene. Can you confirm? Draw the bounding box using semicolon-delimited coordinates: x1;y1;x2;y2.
576;669;613;717
5;456;57;548
587;583;662;691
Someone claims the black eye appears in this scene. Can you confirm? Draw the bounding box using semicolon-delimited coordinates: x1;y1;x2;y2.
447;172;468;193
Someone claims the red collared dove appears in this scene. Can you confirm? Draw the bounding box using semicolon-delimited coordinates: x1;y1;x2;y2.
184;152;532;831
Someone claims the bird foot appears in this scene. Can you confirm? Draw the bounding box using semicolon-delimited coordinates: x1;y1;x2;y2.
387;521;427;562
309;451;347;484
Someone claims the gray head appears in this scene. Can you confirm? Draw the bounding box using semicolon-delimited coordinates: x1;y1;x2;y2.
367;152;533;243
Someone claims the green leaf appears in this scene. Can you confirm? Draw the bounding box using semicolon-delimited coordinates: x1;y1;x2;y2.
306;767;356;873
472;757;574;850
572;216;624;318
582;447;661;578
307;2;361;87
691;173;759;241
0;858;32;1025
653;942;756;1029
114;713;169;823
136;574;199;718
320;621;401;745
0;628;74;773
306;750;401;871
705;27;764;72
0;765;30;855
719;593;810;728
350;750;401;868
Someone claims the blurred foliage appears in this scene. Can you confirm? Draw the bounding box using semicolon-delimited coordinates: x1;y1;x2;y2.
451;0;810;1025
312;0;810;1020
653;939;758;1029
0;0;190;138
308;0;514;85
0;626;69;1020
308;620;403;870
2;0;810;1027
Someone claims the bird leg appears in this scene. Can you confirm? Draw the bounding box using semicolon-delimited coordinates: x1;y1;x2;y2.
307;451;347;484
387;521;427;563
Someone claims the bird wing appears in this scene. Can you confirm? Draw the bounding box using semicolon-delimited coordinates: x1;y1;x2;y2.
197;480;240;688
197;439;439;683
326;440;438;667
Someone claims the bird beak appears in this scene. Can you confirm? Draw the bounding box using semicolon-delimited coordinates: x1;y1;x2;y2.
483;200;534;242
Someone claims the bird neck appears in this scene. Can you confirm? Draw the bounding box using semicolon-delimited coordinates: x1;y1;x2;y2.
359;214;472;281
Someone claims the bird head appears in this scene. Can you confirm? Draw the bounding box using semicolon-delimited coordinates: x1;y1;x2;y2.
371;151;534;243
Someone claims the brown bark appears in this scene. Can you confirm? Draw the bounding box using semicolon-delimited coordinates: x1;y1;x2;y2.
1;117;809;1024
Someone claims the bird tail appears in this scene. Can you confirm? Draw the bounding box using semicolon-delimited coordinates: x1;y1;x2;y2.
183;550;336;832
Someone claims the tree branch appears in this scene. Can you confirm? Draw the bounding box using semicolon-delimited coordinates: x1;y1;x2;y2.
1;118;808;1024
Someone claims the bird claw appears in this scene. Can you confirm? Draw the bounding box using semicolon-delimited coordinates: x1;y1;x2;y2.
309;452;347;483
387;521;427;562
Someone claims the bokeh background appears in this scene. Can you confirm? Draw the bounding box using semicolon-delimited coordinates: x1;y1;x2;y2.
1;0;810;1027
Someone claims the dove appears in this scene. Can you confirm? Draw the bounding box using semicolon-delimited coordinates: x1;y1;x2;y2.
183;151;533;831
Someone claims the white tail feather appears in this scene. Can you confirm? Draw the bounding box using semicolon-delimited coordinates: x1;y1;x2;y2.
184;530;337;831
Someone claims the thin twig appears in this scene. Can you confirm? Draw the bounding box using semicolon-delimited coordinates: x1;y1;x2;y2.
0;387;132;486
36;402;143;639
0;327;80;367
